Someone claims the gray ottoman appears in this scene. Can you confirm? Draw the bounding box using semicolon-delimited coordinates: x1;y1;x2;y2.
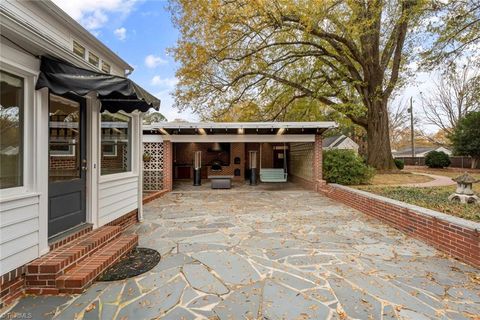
209;176;233;189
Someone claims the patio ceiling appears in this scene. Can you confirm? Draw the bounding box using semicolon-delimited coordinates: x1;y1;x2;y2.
144;121;337;142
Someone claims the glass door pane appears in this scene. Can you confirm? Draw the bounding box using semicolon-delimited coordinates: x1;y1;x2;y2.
49;94;81;182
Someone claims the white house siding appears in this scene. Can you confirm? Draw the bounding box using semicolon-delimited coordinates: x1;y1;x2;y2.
98;176;139;225
289;143;314;182
98;114;142;226
0;0;141;278
0;41;46;275
0;195;40;275
2;1;70;49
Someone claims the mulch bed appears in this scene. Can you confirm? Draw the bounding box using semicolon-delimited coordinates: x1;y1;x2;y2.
97;247;161;281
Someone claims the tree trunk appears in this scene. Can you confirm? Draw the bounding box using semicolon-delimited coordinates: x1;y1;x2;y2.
366;100;397;171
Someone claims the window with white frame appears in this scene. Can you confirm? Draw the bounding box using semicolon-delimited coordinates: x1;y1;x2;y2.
73;41;86;59
49;138;76;156
101;112;131;175
101;142;117;157
101;61;111;74
88;52;99;67
0;70;24;189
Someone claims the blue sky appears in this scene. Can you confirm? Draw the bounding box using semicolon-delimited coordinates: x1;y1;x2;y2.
52;0;197;121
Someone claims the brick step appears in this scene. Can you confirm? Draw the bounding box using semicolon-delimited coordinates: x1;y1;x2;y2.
49;223;94;251
26;226;122;285
57;234;138;293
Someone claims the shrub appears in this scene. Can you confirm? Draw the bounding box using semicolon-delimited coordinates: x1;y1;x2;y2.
323;149;375;185
425;151;451;168
394;159;405;170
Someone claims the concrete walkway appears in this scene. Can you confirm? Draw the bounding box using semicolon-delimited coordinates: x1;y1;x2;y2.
398;173;456;188
3;190;479;319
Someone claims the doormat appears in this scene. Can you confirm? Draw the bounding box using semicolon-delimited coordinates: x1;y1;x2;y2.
97;247;161;281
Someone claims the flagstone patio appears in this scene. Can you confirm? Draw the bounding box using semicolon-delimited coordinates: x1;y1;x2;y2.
4;190;480;319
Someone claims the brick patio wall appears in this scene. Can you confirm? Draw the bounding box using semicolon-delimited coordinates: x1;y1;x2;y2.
105;209;138;232
0;266;25;309
0;209;139;309
319;183;480;268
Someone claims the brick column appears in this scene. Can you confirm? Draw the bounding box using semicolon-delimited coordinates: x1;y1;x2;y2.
163;141;173;191
313;134;324;192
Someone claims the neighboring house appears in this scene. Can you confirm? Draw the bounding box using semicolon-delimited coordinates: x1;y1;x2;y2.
393;146;452;158
322;134;359;153
0;0;159;307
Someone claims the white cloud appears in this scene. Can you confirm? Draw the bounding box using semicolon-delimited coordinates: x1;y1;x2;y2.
114;27;127;40
154;89;197;122
151;76;178;87
145;55;168;68
52;0;138;32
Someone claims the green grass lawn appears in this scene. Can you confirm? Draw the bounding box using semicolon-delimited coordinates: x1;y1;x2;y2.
357;184;480;222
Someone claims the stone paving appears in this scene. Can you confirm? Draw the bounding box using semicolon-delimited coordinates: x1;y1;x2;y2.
399;173;456;188
3;190;480;319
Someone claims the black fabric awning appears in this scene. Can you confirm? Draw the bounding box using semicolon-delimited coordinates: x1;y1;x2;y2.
35;56;160;113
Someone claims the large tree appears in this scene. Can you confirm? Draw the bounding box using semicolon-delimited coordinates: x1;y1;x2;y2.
170;0;427;170
143;111;167;124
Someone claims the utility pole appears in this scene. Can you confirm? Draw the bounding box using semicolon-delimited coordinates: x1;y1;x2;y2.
407;97;415;159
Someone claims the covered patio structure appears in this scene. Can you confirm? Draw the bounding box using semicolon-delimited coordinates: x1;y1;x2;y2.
142;121;337;193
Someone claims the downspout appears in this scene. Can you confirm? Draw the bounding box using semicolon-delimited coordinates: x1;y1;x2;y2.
137;112;144;222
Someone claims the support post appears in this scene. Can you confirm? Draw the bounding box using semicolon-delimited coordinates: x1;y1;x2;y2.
163;141;173;191
408;97;415;159
137;113;144;222
313;134;324;191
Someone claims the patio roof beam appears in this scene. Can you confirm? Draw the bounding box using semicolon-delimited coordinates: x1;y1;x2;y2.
151;121;336;131
162;134;316;143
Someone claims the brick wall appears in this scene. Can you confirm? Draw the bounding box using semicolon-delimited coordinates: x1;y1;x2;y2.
289;174;315;190
163;141;173;191
162;140;321;188
0;266;25;309
173;143;246;181
319;184;480;268
244;143;277;177
101;144;128;172
105;209;138;232
313;135;323;191
49;156;76;169
259;143;274;168
0;209;139;309
206;143;244;180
